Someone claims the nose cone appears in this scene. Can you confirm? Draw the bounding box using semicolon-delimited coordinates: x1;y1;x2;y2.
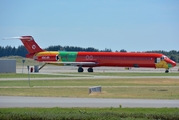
172;60;177;67
167;59;177;68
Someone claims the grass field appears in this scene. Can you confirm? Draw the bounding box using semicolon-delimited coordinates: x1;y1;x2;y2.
0;107;179;120
63;72;179;76
0;74;179;99
0;87;178;99
0;78;179;86
0;73;84;78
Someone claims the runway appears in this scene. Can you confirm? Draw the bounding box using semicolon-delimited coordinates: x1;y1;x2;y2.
0;66;178;81
17;65;179;74
0;96;178;108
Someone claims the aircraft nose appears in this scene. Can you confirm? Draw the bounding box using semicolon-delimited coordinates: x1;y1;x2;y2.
169;59;176;67
172;61;177;67
165;59;176;68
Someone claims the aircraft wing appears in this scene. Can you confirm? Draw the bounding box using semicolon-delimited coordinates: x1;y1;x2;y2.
45;61;98;66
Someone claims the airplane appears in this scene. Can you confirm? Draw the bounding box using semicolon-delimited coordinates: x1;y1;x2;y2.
4;36;176;73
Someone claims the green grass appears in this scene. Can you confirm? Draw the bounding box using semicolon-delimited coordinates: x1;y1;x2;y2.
0;73;82;78
0;78;179;86
0;108;179;120
64;72;179;76
0;78;179;99
0;72;179;99
0;87;178;99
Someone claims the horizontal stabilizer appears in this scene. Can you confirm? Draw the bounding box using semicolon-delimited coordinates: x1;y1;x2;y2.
3;37;22;40
3;36;44;54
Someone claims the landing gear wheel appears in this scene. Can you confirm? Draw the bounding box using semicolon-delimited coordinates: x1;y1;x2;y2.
78;67;84;72
165;69;169;73
88;67;93;72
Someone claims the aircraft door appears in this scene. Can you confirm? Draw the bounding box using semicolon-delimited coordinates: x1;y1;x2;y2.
155;58;161;63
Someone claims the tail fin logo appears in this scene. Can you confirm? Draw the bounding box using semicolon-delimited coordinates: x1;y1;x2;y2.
3;36;44;54
32;45;36;49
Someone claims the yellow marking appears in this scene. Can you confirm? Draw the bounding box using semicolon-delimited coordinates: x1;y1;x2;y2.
155;60;168;69
36;51;58;56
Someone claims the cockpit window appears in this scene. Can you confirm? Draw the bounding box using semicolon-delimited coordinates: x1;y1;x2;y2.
161;55;169;60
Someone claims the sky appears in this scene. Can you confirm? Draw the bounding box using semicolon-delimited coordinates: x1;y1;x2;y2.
0;0;179;52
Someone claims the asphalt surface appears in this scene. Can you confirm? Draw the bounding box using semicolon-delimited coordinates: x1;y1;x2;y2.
0;96;179;108
0;66;178;81
17;65;179;73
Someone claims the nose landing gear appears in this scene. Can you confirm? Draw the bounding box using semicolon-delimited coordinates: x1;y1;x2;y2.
165;69;169;73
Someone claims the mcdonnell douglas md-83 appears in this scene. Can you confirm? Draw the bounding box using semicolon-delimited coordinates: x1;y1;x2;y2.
4;36;176;73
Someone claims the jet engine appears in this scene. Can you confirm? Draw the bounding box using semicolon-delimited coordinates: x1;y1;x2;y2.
34;54;59;62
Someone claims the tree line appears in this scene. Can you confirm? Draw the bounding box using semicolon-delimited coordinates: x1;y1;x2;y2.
0;45;179;62
0;45;112;57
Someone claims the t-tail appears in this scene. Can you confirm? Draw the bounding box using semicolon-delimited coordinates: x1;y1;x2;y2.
20;36;44;58
3;36;44;58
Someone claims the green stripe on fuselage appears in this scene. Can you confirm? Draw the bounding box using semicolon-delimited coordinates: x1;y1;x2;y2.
59;52;78;62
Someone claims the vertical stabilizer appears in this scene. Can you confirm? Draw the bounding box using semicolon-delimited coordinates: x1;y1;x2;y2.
20;36;44;54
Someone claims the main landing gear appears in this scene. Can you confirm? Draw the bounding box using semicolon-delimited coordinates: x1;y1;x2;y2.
78;67;93;72
78;67;84;72
87;67;93;72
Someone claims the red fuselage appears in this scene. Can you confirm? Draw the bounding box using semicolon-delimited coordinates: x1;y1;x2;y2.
74;52;175;68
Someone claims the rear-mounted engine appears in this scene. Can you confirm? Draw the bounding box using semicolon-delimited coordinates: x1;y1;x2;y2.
34;55;59;62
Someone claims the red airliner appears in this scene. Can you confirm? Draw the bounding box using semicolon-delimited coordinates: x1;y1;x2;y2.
4;36;176;73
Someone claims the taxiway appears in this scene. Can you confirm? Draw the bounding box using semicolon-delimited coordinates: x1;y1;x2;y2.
0;96;178;108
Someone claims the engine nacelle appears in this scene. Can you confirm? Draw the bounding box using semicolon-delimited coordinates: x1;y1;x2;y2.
34;55;59;62
34;52;59;62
